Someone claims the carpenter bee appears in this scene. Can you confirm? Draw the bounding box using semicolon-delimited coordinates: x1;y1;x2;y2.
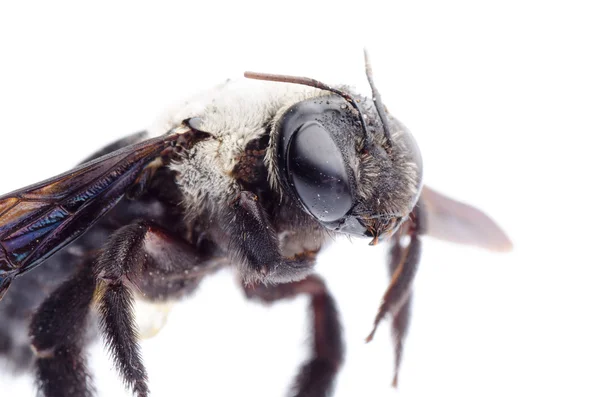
0;54;511;397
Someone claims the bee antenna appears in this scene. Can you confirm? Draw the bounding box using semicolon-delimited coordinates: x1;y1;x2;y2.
244;71;375;148
363;49;394;146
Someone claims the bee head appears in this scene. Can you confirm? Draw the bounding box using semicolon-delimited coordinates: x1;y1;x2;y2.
248;55;423;244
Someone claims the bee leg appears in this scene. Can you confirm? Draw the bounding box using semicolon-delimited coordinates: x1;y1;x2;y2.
366;205;424;386
93;219;225;396
390;292;412;387
29;262;96;397
229;191;316;284
243;275;343;397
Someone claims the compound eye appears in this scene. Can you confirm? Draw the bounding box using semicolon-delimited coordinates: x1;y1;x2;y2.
287;122;353;222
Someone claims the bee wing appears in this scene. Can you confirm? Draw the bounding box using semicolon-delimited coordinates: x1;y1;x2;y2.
0;134;182;299
419;186;513;252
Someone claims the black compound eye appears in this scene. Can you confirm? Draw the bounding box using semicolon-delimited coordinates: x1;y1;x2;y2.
287;122;353;222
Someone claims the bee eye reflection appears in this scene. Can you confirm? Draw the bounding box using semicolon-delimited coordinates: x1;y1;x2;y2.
287;122;353;222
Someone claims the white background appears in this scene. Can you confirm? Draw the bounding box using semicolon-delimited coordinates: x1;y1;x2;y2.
0;1;599;396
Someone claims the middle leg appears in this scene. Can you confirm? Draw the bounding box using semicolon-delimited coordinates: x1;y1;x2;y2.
243;275;343;397
30;219;226;397
93;219;227;395
366;204;424;386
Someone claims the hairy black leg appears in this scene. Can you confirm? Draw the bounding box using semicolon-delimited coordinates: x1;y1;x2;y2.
94;222;150;397
29;263;96;397
244;275;343;397
366;205;424;385
229;191;317;284
390;293;412;388
94;219;225;396
365;223;421;343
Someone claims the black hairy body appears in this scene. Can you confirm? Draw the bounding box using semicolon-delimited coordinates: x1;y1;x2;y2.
1;131;341;396
0;69;510;397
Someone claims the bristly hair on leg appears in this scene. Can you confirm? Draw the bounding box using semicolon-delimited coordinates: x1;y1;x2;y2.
97;281;149;397
93;222;151;396
30;265;97;397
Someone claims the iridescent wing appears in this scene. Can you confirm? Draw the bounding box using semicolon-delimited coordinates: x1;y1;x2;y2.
0;132;198;301
420;186;513;252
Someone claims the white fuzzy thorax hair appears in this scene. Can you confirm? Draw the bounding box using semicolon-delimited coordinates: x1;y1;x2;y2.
147;79;325;217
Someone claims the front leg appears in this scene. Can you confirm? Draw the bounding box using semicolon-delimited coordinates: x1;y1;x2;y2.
243;275;343;397
366;204;424;386
229;191;317;284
